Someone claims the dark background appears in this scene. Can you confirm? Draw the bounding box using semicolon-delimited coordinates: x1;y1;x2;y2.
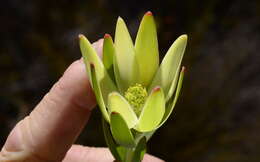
1;0;260;161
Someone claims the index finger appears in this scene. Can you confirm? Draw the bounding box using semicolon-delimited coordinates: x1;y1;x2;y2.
0;39;103;162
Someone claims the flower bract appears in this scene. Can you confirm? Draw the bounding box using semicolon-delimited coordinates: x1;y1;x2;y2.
79;11;187;162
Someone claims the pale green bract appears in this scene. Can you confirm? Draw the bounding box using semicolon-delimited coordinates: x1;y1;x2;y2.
79;11;187;162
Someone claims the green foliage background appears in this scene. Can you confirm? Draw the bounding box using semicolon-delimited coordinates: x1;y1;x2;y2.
1;0;260;161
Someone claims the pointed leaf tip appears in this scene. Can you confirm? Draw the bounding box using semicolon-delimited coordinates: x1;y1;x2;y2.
135;86;165;132
149;34;187;98
114;15;139;92
79;34;116;121
104;33;111;39
182;66;186;72
117;16;124;23
145;11;153;16
152;86;161;92
165;66;186;101
157;65;185;128
180;34;188;41
103;34;115;73
78;34;84;39
135;10;159;86
111;111;118;115
90;62;94;68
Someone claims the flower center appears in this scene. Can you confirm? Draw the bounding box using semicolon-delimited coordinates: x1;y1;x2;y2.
124;83;148;116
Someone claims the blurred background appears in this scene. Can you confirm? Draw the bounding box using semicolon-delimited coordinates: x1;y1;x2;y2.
1;0;260;161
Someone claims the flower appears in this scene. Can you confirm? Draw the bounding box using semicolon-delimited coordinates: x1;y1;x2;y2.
79;11;187;162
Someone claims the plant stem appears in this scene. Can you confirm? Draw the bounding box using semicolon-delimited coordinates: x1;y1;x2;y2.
124;148;134;162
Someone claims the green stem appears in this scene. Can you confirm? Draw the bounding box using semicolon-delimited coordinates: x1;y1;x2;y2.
103;119;147;162
125;148;135;162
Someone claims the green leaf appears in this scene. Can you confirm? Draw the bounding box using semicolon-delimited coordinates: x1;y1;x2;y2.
157;67;185;128
79;34;116;105
102;118;126;161
114;17;139;93
135;11;159;87
134;130;155;142
103;34;115;81
79;34;95;85
110;112;136;148
132;137;147;162
108;92;138;129
90;64;109;122
103;34;115;69
135;87;165;132
149;35;187;97
166;66;180;101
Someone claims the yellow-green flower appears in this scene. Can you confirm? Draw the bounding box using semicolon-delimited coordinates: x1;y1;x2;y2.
79;11;187;162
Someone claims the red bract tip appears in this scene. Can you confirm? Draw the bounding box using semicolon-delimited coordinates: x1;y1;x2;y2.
111;112;118;115
104;33;111;39
182;66;186;72
90;63;95;69
145;11;153;16
153;86;161;92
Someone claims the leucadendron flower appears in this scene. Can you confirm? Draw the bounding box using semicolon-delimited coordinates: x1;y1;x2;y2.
79;11;187;162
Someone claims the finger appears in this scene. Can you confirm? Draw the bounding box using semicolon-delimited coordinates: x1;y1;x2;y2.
0;39;103;162
92;38;103;58
62;145;114;162
62;145;164;162
143;154;164;162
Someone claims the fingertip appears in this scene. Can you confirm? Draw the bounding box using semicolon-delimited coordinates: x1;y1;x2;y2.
92;38;104;58
143;154;165;162
63;145;114;162
61;59;96;110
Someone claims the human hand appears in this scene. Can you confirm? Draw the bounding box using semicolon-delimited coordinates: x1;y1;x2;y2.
0;39;164;162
